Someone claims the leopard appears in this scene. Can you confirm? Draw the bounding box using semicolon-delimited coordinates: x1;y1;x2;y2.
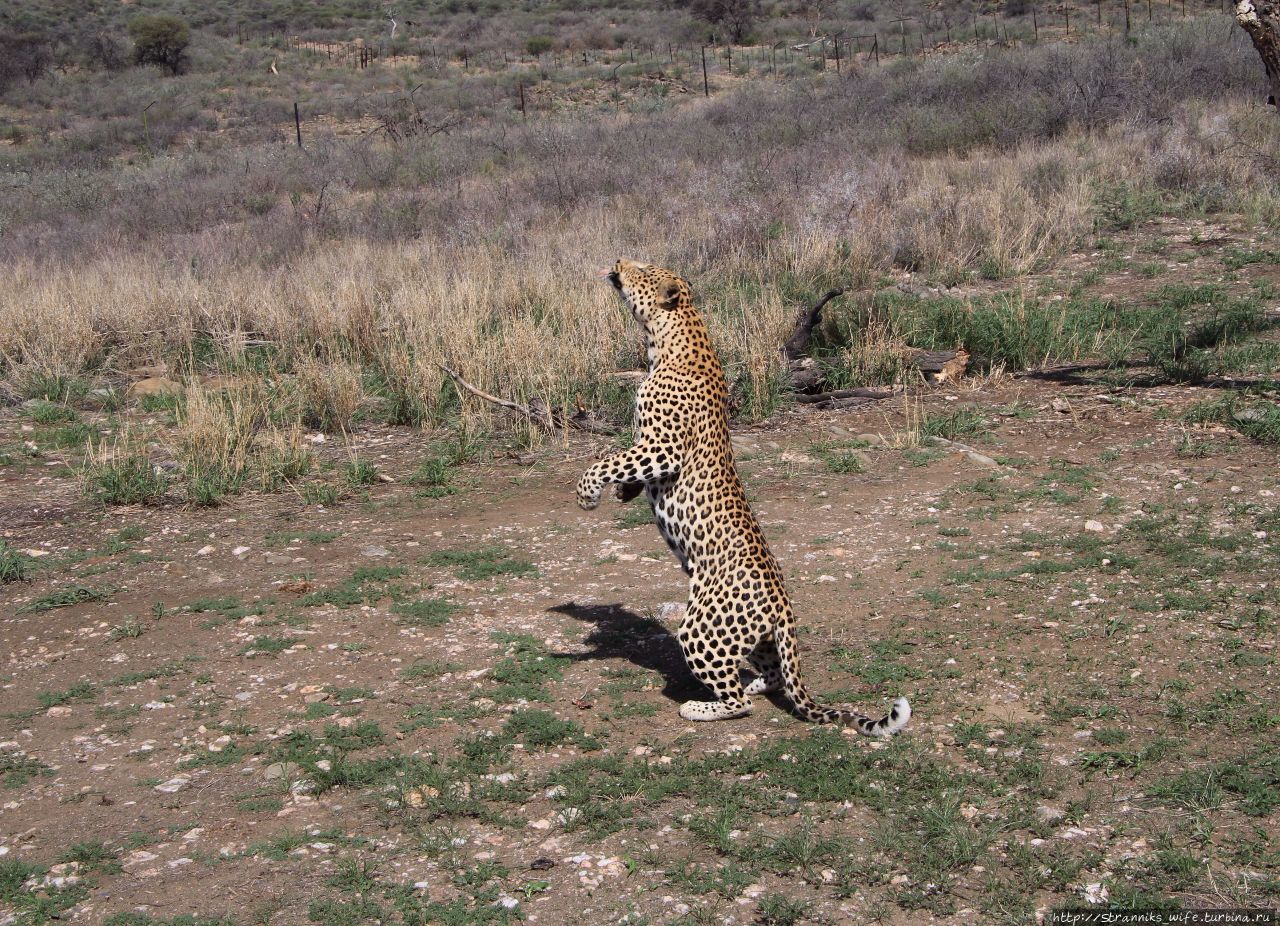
576;259;911;735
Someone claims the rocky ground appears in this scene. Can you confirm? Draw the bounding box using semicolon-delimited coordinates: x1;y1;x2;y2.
2;363;1278;925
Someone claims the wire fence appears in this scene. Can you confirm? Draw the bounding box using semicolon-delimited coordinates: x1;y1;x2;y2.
106;0;1242;153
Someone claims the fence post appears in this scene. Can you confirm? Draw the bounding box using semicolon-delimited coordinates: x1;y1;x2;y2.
519;82;526;120
142;100;156;152
701;45;709;96
294;102;302;148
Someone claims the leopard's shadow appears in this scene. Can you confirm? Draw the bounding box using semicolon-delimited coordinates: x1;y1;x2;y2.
547;601;704;703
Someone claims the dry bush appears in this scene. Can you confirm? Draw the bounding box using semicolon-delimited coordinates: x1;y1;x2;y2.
3;20;1279;431
174;383;306;498
177;384;260;485
293;354;364;434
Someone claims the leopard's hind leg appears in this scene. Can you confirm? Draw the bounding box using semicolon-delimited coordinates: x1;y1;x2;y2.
675;588;755;721
744;636;783;696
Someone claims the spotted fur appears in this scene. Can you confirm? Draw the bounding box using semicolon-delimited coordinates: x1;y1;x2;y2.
577;259;911;735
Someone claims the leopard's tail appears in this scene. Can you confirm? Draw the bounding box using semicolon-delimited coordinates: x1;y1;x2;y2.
774;620;911;737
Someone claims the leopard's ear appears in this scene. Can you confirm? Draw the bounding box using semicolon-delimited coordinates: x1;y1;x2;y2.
659;281;682;310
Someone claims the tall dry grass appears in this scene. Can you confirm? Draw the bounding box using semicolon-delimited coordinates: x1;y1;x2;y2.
2;19;1278;435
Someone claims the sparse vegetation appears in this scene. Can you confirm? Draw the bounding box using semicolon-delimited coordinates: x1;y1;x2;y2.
1;2;1279;923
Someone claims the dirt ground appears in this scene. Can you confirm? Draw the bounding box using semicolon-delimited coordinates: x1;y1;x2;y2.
2;352;1278;926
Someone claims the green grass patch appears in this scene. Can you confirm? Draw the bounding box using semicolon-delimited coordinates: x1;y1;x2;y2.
489;634;568;702
1184;393;1280;445
238;635;299;658
424;546;538;581
18;585;109;613
392;596;458;627
0;541;34;583
82;453;170;506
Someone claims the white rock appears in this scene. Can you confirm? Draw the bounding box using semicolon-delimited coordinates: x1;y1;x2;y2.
196;545;215;556
1084;520;1105;532
154;776;191;793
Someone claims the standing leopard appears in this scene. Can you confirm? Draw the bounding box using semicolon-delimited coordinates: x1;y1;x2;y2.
576;259;911;735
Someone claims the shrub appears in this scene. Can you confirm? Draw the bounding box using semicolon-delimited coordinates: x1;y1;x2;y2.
128;15;190;76
0;31;52;88
82;452;170;506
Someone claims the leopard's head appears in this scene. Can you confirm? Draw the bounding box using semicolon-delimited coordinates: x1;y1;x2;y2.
604;259;690;330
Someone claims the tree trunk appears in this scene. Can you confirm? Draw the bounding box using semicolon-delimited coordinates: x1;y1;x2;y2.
1235;1;1280;108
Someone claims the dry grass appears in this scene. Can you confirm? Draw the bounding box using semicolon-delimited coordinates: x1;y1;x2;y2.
3;19;1278;437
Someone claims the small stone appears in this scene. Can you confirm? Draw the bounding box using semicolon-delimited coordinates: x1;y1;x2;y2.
657;602;685;621
196;545;215;556
128;376;183;398
1082;882;1109;904
361;545;391;558
45;706;72;718
208;736;232;752
1084;520;1105;533
232;546;251;557
1036;804;1065;823
154;776;191;793
263;762;299;781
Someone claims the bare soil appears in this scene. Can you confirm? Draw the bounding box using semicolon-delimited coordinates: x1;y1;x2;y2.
2;361;1278;925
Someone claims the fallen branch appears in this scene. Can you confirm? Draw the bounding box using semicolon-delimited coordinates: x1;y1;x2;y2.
782;289;845;362
438;364;616;435
794;387;897;409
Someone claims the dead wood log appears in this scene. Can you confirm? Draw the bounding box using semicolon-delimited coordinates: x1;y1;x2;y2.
911;348;970;384
781;289;845;362
439;364;616;435
1235;1;1280;108
794;387;897;409
793;387;896;403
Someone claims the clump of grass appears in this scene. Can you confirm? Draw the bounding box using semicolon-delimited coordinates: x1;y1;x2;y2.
615;497;654;528
1184;393;1280;445
501;709;599;751
177;385;312;505
757;893;812;926
18;585;109;613
294;355;363;433
23;402;79;425
810;440;869;474
301;565;406;609
424;546;537;581
920;408;987;441
238;635;300;658
489;633;567;702
343;459;379;486
400;660;460;680
81;436;170;507
392;596;458;627
408;440;474;497
0;541;33;583
301;483;341;506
